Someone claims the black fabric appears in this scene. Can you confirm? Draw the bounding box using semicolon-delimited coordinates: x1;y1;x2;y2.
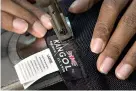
54;0;136;90
46;35;87;80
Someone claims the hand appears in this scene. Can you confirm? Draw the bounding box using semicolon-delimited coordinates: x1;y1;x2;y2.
1;0;52;38
69;0;136;80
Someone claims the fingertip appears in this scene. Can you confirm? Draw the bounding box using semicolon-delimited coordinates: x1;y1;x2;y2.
69;1;85;13
96;53;115;75
90;38;104;54
32;21;47;38
68;7;79;14
115;64;133;80
96;55;104;74
69;0;94;14
96;61;102;74
13;18;28;34
40;14;53;30
115;67;125;80
115;72;126;80
30;29;46;38
69;4;78;13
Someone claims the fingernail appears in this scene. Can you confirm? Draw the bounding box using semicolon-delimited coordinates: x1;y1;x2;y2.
13;18;28;34
33;21;47;38
91;38;104;54
100;57;115;74
70;0;79;9
116;64;133;80
41;14;52;29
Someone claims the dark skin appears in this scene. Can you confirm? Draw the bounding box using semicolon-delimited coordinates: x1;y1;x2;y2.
2;0;52;38
2;0;136;80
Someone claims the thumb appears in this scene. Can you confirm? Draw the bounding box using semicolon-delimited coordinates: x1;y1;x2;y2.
69;0;99;14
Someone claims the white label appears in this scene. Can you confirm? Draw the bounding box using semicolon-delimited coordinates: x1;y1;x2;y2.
14;48;59;89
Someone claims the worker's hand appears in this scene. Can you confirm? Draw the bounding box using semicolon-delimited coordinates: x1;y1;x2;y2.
1;0;52;38
69;0;136;80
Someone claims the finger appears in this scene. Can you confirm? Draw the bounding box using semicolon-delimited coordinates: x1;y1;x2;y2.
91;0;129;54
69;0;99;13
13;0;52;29
2;0;47;38
115;42;136;80
1;11;28;34
97;1;136;74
